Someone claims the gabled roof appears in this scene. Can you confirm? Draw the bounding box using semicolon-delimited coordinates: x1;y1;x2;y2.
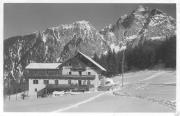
25;51;106;71
78;51;106;72
25;63;62;69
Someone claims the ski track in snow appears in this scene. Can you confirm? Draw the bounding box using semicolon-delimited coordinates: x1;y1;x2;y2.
138;71;165;82
52;91;110;112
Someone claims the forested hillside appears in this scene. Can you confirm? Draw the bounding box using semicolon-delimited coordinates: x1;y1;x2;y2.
93;35;176;76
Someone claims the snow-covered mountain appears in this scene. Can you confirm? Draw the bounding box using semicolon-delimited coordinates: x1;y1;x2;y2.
4;5;176;80
4;20;110;80
41;20;109;61
100;5;176;50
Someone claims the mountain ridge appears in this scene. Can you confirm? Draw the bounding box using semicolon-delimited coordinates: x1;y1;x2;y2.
4;5;176;80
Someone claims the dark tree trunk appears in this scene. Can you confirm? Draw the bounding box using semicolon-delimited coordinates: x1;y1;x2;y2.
8;78;11;100
121;49;125;87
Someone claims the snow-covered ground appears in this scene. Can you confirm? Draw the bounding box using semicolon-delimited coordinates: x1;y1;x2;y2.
67;93;173;112
4;91;102;112
4;70;176;112
67;70;176;112
112;70;176;111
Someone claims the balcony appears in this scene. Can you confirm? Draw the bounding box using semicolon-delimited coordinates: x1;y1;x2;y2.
25;70;62;77
27;74;95;80
62;75;95;80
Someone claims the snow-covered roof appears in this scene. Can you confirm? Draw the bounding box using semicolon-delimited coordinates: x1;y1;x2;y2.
78;51;107;72
25;52;106;71
26;63;62;69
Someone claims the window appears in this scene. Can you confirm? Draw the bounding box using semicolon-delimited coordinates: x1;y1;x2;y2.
55;80;58;85
68;80;71;85
88;72;91;75
79;71;82;75
69;72;72;75
87;80;91;85
33;80;38;84
44;80;49;85
78;80;82;86
105;81;110;85
83;80;86;85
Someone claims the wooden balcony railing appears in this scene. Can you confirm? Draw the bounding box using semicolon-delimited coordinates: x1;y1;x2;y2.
26;74;96;80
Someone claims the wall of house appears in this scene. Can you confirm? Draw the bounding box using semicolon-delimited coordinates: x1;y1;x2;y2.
28;79;68;96
62;66;97;75
62;66;100;89
28;66;101;96
29;79;46;96
62;66;84;75
86;67;100;89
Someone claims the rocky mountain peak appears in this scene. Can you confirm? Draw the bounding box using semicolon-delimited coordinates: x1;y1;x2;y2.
4;5;176;80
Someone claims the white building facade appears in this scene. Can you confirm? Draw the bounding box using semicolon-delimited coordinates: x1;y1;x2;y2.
25;51;106;96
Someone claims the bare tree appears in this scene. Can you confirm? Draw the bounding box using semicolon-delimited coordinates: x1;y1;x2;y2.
117;13;135;87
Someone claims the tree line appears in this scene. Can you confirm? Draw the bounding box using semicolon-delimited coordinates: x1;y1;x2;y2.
4;35;176;97
93;35;176;77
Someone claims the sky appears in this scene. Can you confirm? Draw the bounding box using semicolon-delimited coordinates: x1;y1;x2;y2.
4;3;176;39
